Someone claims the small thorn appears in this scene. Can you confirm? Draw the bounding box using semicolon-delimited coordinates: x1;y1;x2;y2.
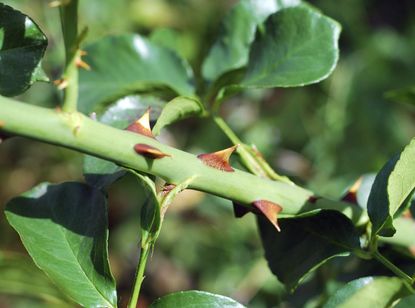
76;58;91;70
308;196;321;204
161;184;176;195
197;145;238;172
253;200;283;232
232;202;250;218
0;120;5;129
341;177;363;204
54;78;68;90
134;143;170;159
126;109;154;138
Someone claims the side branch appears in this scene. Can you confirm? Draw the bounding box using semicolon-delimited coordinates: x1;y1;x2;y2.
0;97;365;223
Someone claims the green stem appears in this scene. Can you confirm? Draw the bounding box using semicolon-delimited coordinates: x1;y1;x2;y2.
373;250;413;285
59;0;79;113
0;97;365;223
128;244;151;308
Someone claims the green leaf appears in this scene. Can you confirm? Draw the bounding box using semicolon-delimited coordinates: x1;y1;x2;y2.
79;34;195;114
0;252;70;306
150;290;245;308
258;210;360;290
0;3;48;96
4;182;117;308
83;95;164;189
368;138;415;236
395;294;415;308
152;96;205;136
323;276;408;308
241;6;340;88
202;0;301;82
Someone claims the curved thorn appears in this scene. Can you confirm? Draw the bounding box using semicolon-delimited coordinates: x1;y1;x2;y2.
134;143;170;159
253;200;283;232
197;145;238;172
126;108;154;138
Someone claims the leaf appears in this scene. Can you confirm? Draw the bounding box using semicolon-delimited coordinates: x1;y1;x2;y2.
395;294;415;308
241;6;340;88
152;96;205;136
83;95;164;189
78;34;195;114
258;210;360;290
323;276;408;308
202;0;301;82
368;138;415;236
4;182;117;308
150;290;245;308
0;252;70;306
0;3;48;96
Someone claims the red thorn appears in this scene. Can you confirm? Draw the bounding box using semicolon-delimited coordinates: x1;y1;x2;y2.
253;200;283;232
341;177;362;204
134;143;170;159
232;202;250;218
308;196;321;204
197;145;238;172
161;184;176;195
126;109;154;138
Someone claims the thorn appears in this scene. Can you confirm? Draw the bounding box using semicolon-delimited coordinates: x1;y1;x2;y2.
55;106;62;113
253;200;283;232
0;120;5;129
341;177;362;204
134;144;170;159
126;109;154;138
76;58;91;70
54;78;68;90
308;196;321;204
197;145;238;172
75;51;91;70
232;202;250;218
161;184;176;196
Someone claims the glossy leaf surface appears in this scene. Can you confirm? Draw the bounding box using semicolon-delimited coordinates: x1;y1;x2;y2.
368;138;415;236
151;290;245;308
152;96;205;136
0;3;48;96
5;182;117;307
258;210;360;290
79;34;194;113
323;276;407;308
202;0;301;82
83;95;163;188
241;6;340;88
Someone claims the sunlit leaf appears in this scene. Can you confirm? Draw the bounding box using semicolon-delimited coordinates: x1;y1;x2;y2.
79;34;195;113
241;6;340;88
150;290;245;308
323;276;408;308
5;182;117;308
0;3;48;96
368;138;415;236
202;0;301;82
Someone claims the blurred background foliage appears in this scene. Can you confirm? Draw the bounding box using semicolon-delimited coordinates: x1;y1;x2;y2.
1;0;415;307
